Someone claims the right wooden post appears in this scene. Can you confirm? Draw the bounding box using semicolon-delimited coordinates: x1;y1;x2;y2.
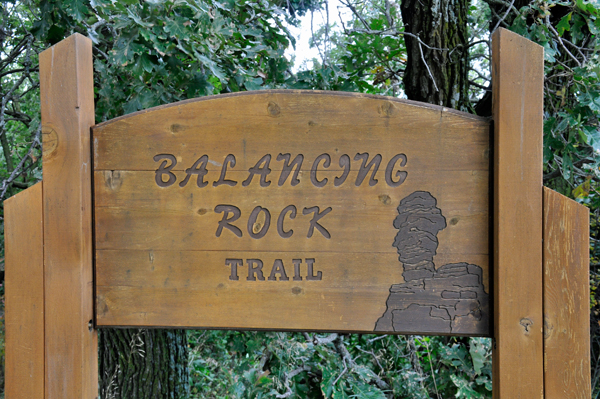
492;28;545;398
543;187;591;398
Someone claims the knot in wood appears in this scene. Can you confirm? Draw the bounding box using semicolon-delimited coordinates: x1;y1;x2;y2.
378;101;395;117
267;102;280;117
378;194;391;205
42;125;59;158
520;317;533;333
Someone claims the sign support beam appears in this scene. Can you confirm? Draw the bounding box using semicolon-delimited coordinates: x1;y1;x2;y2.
543;188;591;398
5;182;45;398
39;33;98;398
492;28;545;398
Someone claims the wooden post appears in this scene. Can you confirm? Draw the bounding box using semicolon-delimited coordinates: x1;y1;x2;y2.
39;33;98;397
492;28;545;398
543;188;591;398
5;183;45;398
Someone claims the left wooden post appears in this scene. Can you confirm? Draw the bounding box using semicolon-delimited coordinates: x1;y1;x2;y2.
39;33;98;397
5;183;45;398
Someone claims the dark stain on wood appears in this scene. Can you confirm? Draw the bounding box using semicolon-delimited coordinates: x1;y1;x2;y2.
170;123;186;133
103;170;122;191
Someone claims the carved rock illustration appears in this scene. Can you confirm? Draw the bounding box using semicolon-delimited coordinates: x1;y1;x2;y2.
393;191;446;281
375;191;489;334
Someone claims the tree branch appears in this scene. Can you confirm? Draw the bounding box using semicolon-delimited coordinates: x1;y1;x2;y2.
545;14;582;67
333;336;388;390
544;157;594;182
491;0;516;34
0;127;40;200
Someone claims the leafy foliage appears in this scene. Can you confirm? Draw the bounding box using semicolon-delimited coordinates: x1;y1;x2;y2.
32;0;299;121
187;332;492;398
0;1;43;266
290;0;408;95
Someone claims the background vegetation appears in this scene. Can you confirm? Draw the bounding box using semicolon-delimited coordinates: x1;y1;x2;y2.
1;0;600;397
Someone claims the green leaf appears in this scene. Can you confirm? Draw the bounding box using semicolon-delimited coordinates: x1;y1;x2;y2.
123;96;142;115
562;154;573;181
475;375;492;391
450;374;483;399
139;53;156;73
255;371;271;386
165;17;189;39
349;381;386;399
556;12;572;36
573;177;592;199
188;72;214;97
244;77;264;91
320;367;336;397
196;53;227;81
353;364;378;382
556;116;570;133
543;42;557;62
126;8;153;28
333;390;350;399
584;128;600;153
469;341;485;375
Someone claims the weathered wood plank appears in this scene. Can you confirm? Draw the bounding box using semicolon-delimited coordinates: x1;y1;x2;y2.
39;33;97;397
543;187;591;399
491;28;545;398
5;183;44;399
96;249;489;334
93;170;488;255
93;91;489;172
93;91;491;336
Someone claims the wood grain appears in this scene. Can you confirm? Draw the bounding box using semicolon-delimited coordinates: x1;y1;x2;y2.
543;187;591;399
491;28;545;398
93;91;491;336
5;183;44;399
97;249;489;333
94;170;488;254
93;91;489;173
39;33;97;398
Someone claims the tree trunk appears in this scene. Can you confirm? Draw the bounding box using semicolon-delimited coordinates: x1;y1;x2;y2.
400;0;470;110
99;329;189;399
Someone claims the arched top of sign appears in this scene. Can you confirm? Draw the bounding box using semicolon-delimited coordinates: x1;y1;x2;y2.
93;89;491;336
96;89;488;127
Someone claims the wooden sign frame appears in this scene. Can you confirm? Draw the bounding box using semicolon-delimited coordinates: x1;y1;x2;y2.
4;29;591;398
92;92;491;336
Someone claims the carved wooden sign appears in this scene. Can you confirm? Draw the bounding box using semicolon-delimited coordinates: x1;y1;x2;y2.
93;90;490;336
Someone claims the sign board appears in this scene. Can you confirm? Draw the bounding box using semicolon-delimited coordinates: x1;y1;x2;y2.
93;91;490;336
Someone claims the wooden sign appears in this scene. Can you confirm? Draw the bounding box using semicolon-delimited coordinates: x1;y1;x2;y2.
93;91;490;336
6;31;593;398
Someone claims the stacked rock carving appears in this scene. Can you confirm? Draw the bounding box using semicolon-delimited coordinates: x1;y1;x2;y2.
374;191;489;334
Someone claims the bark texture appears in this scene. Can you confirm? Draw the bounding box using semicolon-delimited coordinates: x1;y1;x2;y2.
400;0;470;109
99;329;189;399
